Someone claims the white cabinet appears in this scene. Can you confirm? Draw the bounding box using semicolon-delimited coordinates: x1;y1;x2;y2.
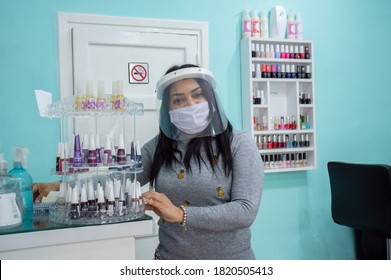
241;38;316;173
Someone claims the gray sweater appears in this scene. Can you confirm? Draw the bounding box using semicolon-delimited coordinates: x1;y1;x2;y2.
137;130;264;259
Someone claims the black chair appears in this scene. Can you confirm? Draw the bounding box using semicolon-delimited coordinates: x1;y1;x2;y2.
327;161;391;259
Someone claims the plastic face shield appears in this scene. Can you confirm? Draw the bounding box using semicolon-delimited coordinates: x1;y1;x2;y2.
156;67;228;140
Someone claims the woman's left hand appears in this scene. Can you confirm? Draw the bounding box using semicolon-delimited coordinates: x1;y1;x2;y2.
142;191;184;223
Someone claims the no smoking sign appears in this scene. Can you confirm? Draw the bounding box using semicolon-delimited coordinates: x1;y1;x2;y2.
128;62;149;84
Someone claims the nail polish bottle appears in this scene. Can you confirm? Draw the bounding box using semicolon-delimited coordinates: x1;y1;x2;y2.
260;90;265;105
276;64;282;78
291;64;296;78
251;42;256;57
296;65;302;79
281;64;286;78
87;180;97;213
267;135;273;149
286;116;291;129
266;64;271;78
117;134;126;165
281;134;286;148
305;46;311;59
302;153;307;166
285;44;289;59
301;65;306;79
306;115;311;129
289;45;294;59
95;134;102;164
301;115;306;130
69;187;80;220
264;155;269;169
277;134;283;148
299;134;305;147
299;45;305;59
286;153;291;168
256;89;261;104
275;44;280;58
291;153;296;168
297;153;302;167
269;154;275;169
80;184;89;218
286;64;291;78
261;64;267;78
294;45;300;59
279;116;285;130
262;135;268;149
270;44;275;58
306;65;311;79
271;64;276;78
88;134;97;167
265;44;270;58
280;44;285;59
255;43;260;57
285;135;291;148
274;116;280;130
252;63;256;78
305;93;311;104
257;135;262;149
292;134;298;147
269;117;274;130
278;154;283;168
291;116;297;129
299;92;303;104
304;134;310;147
262;115;268;130
272;134;278;148
260;44;265;58
256;64;261;78
282;153;287;168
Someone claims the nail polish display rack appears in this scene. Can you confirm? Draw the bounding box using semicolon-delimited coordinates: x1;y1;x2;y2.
44;95;146;224
241;38;316;173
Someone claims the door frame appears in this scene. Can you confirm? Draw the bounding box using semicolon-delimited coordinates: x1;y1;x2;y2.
57;12;209;99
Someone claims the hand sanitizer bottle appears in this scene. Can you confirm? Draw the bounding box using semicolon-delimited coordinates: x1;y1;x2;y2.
0;153;23;228
9;147;33;221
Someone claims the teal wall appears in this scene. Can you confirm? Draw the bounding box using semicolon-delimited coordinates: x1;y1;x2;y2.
1;0;391;259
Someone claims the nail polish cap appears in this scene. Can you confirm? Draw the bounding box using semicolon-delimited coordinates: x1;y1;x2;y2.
255;43;260;52
104;134;111;150
119;184;126;201
95;134;100;149
265;44;270;52
87;180;95;200
260;44;265;51
300;45;304;53
275;44;280;52
281;44;285;52
57;142;62;157
270;44;274;52
80;184;87;202
251;42;255;51
71;187;79;204
97;183;105;203
114;179;121;198
89;134;96;150
83;134;89;150
256;89;261;98
74;135;81;151
66;184;72;203
59;182;67;198
108;183;115;202
118;134;125;149
294;45;299;53
98;81;105;97
125;178;131;194
86;80;93;96
281;64;286;72
306;65;311;73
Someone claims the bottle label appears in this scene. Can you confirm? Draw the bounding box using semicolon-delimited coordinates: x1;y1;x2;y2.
243;19;251;33
0;193;22;227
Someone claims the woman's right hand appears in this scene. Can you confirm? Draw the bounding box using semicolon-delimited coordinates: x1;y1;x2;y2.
32;181;61;203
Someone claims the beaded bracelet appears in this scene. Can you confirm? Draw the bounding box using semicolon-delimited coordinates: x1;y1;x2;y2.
179;205;187;231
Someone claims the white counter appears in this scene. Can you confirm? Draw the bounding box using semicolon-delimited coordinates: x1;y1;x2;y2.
0;219;155;260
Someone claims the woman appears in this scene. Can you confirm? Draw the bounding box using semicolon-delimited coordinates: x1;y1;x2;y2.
33;64;264;259
139;64;264;259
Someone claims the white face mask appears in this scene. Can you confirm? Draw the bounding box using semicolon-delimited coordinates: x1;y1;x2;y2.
169;101;211;134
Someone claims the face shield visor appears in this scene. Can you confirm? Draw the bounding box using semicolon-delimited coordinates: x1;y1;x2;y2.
156;67;228;141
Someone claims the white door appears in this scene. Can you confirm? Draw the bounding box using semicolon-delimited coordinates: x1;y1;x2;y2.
71;26;201;147
58;13;208;260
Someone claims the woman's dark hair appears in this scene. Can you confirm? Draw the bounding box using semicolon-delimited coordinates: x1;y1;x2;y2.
149;64;233;184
